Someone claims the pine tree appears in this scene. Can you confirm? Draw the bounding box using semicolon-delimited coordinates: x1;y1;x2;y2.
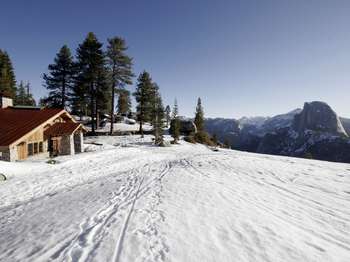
153;93;165;145
165;105;171;127
212;133;218;144
95;66;111;126
39;96;48;107
170;99;180;143
150;83;165;145
75;32;106;134
71;79;88;118
15;81;27;105
172;99;178;119
15;81;36;106
133;71;153;137
194;97;204;132
106;37;134;135
25;82;36;106
117;89;131;115
0;50;17;98
43;45;75;109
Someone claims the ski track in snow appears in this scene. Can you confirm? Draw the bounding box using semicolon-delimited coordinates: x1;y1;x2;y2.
0;135;350;262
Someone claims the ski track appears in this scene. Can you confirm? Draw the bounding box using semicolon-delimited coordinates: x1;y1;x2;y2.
0;136;350;261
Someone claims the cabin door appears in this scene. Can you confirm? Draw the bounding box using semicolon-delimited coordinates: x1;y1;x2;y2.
51;138;61;156
17;142;26;160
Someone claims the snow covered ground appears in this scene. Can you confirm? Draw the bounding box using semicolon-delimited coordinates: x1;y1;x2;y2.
0;135;350;262
86;122;153;133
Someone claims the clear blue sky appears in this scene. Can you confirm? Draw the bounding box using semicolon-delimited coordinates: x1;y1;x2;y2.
1;0;350;118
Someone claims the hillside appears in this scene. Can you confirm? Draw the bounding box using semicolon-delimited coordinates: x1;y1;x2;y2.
205;102;350;163
0;136;350;262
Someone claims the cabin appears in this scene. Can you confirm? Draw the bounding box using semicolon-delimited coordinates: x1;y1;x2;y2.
0;95;86;162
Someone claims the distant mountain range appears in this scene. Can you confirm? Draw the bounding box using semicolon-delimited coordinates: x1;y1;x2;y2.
205;101;350;163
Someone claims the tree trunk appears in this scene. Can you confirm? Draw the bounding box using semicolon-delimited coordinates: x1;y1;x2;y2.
90;82;95;134
140;121;143;138
110;80;115;135
62;78;66;109
95;97;99;130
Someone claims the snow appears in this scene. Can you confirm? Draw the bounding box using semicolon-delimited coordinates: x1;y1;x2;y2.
87;122;153;133
1;135;350;262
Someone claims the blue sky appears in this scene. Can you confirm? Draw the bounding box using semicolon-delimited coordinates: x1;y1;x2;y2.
1;0;350;118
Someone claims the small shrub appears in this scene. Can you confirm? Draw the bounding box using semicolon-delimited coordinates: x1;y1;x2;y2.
184;135;196;144
46;159;58;165
303;152;313;159
194;131;215;146
211;134;218;145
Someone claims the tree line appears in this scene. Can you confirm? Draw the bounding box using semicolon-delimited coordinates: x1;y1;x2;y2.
1;33;213;147
0;50;36;106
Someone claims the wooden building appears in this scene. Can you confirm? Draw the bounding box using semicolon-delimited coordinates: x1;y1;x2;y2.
0;96;86;162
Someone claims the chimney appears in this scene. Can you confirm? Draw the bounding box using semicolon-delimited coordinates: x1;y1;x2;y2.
0;96;13;109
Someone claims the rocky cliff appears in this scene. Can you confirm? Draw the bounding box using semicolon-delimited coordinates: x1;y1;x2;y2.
292;101;347;136
205;101;350;163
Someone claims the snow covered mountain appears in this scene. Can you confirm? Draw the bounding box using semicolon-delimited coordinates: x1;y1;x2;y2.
205;101;350;163
1;135;350;262
238;116;268;128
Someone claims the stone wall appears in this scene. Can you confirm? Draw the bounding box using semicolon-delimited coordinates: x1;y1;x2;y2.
0;147;11;161
74;132;84;153
60;135;74;155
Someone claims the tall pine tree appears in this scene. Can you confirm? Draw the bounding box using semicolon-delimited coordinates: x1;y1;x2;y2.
15;81;36;106
106;37;134;135
117;89;131;115
43;45;75;108
133;71;153;137
194;97;204;132
165;105;171;127
152;88;165;145
0;50;17;98
75;32;106;133
170;99;180;143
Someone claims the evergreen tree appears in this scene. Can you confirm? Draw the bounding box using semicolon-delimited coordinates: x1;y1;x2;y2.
117;89;131;115
165;105;171;127
15;81;36;106
0;50;17;98
71;79;88;118
106;37;134;135
43;45;75;108
39;96;49;107
95;66;111;126
212;133;218;145
172;99;179;119
15;81;27;105
170;99;180;143
75;32;106;133
133;71;153;137
152;92;165;145
194;97;204;132
149;83;165;144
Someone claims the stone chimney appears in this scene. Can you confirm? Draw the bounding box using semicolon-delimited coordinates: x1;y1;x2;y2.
0;96;13;109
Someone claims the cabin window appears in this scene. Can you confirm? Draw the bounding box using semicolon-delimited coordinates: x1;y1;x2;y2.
27;142;44;156
28;144;33;156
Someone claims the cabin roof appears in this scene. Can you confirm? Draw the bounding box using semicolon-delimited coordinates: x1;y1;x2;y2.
44;122;82;137
0;107;64;146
